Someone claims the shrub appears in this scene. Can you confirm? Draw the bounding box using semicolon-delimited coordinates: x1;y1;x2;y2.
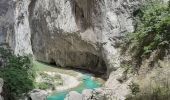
132;0;170;56
129;82;140;95
36;72;62;90
121;0;170;71
0;47;35;100
38;82;54;90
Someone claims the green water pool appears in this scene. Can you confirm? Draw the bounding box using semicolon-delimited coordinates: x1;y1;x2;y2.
47;74;101;100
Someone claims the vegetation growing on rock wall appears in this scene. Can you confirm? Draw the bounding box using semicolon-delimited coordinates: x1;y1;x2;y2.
126;83;170;100
0;47;35;100
128;82;140;95
132;1;169;55
122;0;170;71
121;1;170;100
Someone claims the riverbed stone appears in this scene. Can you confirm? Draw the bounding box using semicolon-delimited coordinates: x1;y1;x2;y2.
82;89;93;99
65;91;83;100
0;78;3;100
27;89;48;100
0;78;3;93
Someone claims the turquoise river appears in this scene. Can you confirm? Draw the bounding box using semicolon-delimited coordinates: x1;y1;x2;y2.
34;61;103;100
47;74;102;100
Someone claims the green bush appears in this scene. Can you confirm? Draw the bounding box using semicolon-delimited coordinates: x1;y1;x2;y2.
36;72;62;90
0;47;35;100
38;82;54;90
129;1;170;53
122;0;170;70
129;82;140;95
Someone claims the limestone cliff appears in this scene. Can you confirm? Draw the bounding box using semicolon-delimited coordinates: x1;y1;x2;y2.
0;0;142;73
0;0;14;49
14;0;33;55
27;0;142;75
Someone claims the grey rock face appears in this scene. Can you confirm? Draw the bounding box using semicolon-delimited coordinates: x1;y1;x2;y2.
14;0;33;55
0;0;15;48
29;0;107;74
0;0;33;55
28;0;142;74
0;0;142;74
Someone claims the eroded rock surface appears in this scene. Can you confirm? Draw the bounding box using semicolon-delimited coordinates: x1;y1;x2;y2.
28;0;107;74
0;0;14;48
14;0;33;55
27;0;143;75
0;0;143;74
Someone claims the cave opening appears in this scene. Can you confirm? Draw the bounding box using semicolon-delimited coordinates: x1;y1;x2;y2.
49;58;57;66
45;56;108;79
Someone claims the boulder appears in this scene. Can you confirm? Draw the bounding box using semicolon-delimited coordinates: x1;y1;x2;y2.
27;89;48;100
65;91;83;100
0;78;3;100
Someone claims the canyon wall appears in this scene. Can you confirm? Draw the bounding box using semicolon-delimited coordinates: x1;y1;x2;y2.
0;0;142;74
14;0;33;55
27;0;142;75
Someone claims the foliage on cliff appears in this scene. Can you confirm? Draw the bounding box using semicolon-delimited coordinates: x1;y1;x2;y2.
122;1;170;100
132;0;169;54
122;0;170;70
0;47;35;100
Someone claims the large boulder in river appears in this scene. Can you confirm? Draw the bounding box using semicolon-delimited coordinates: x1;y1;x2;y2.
65;89;107;100
65;91;83;100
27;89;48;100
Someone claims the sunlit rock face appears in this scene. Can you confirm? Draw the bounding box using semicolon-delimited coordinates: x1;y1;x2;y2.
14;0;33;55
28;0;141;75
0;0;33;55
29;0;107;74
0;0;142;74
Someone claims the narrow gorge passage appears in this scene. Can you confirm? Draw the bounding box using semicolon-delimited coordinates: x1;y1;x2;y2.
34;61;105;100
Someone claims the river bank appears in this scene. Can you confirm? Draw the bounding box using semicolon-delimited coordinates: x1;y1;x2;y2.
33;61;105;100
